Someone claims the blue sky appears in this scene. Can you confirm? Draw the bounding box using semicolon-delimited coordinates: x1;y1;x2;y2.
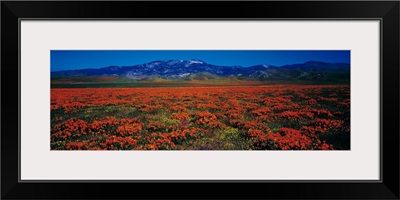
51;50;350;72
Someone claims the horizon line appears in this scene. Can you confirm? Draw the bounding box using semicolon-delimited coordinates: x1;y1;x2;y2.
51;59;350;72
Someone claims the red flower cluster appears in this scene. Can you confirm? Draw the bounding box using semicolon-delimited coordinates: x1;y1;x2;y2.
51;85;350;150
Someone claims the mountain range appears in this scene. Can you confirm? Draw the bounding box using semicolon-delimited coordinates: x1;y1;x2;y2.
51;59;350;81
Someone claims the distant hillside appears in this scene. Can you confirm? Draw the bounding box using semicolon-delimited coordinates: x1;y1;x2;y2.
51;60;350;86
52;60;349;79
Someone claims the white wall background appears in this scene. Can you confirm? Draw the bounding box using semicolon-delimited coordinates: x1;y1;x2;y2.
21;20;380;180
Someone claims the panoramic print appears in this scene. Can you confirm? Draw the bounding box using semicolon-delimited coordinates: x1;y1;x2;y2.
51;50;350;150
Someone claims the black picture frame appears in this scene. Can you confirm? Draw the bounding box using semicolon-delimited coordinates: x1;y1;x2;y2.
1;1;399;199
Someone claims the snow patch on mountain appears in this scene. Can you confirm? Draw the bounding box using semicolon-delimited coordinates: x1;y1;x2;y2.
185;59;205;67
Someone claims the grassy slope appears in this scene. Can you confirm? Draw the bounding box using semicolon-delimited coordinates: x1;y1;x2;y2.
51;75;350;88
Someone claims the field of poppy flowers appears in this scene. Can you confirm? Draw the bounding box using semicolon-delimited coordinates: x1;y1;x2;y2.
51;85;350;150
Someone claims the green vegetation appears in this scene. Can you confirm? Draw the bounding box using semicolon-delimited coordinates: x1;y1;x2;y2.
51;75;349;88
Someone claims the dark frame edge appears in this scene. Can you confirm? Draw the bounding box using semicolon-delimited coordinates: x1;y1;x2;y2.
381;1;400;198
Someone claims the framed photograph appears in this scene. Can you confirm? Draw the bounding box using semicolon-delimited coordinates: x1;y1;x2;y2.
2;1;399;199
